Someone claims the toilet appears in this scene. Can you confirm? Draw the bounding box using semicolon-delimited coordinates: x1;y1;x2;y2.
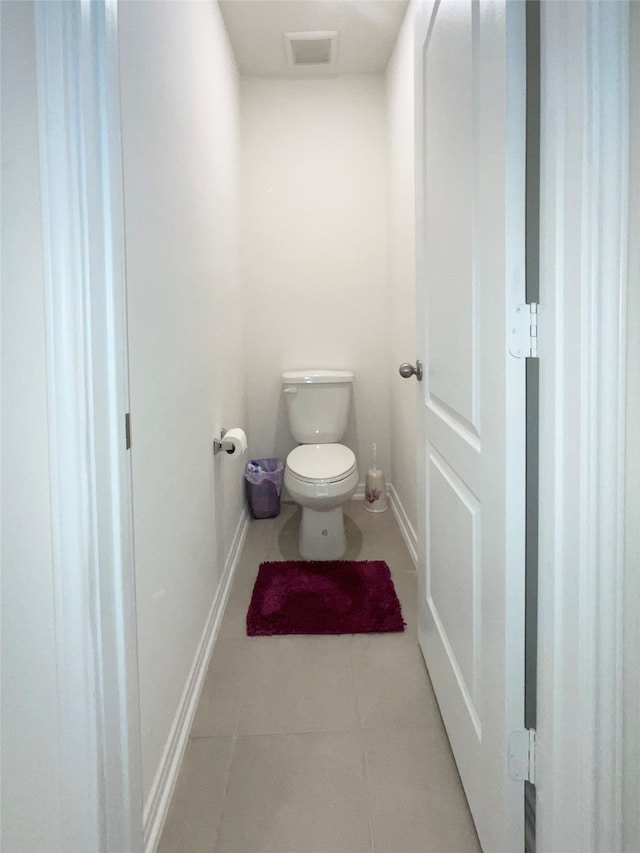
282;370;359;560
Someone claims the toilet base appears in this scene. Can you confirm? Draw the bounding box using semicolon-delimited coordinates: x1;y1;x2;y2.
299;506;346;561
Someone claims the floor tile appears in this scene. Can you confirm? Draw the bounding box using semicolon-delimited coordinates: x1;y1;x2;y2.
236;635;359;735
241;517;275;564
218;530;267;640
215;731;372;853
157;737;234;853
191;640;248;737
363;728;481;853
162;500;478;853
236;521;274;582
351;633;442;731
344;503;406;557
218;574;255;640
391;569;418;633
383;542;417;577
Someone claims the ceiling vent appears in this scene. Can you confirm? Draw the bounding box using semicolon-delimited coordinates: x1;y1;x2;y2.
284;31;338;68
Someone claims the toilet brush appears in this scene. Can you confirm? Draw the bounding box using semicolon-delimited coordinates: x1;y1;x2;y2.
364;442;388;513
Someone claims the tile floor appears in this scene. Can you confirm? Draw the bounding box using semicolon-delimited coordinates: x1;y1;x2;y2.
158;500;480;853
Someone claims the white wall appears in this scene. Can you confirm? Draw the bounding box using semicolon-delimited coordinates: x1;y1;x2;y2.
385;2;418;530
118;0;244;805
241;75;390;485
0;3;63;850
624;3;640;848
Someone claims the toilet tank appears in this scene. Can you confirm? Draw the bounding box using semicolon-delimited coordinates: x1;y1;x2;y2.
282;369;353;444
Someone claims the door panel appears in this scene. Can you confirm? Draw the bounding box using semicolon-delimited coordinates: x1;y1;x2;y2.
415;2;527;851
428;451;481;724
425;4;477;432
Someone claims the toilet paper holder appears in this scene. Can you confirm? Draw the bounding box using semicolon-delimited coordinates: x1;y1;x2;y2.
213;428;236;455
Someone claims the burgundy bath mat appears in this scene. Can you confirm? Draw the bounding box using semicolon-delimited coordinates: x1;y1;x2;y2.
246;560;405;636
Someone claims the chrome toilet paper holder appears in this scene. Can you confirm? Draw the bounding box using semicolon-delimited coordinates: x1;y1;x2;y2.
213;428;236;455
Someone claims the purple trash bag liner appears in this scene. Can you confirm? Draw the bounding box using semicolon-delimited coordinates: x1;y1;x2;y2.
245;458;284;519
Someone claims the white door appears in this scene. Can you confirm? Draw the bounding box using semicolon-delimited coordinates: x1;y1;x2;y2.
413;2;527;851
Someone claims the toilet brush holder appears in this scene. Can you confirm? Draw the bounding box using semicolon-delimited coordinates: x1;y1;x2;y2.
364;466;388;513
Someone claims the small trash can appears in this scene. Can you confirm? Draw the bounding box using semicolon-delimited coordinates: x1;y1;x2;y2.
245;458;284;519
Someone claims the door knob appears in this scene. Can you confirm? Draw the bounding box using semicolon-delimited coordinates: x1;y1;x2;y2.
399;360;423;381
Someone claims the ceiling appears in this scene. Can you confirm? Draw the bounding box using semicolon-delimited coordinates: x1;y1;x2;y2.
219;0;410;78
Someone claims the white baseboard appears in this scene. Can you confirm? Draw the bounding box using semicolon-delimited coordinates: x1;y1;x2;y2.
143;506;249;853
387;483;418;567
352;481;417;567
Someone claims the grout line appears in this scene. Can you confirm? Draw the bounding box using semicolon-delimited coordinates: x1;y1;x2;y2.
348;637;376;853
209;525;254;853
232;725;362;739
210;628;243;853
360;732;377;853
210;733;237;853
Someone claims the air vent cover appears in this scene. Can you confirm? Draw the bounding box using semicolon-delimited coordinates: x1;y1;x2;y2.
284;31;338;67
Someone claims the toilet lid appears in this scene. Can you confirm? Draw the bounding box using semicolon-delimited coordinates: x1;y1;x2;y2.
287;443;356;483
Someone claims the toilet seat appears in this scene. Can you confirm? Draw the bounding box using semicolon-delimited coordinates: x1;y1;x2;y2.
286;443;356;483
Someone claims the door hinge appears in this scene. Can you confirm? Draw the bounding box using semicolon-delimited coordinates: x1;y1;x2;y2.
125;413;131;450
509;303;538;359
508;728;536;784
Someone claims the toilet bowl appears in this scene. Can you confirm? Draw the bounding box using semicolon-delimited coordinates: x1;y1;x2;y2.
284;444;359;560
281;370;358;560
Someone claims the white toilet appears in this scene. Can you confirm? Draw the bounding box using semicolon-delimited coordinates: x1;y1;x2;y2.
282;370;359;560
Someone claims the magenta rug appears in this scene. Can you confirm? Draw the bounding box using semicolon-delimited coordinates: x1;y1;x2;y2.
246;560;405;636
